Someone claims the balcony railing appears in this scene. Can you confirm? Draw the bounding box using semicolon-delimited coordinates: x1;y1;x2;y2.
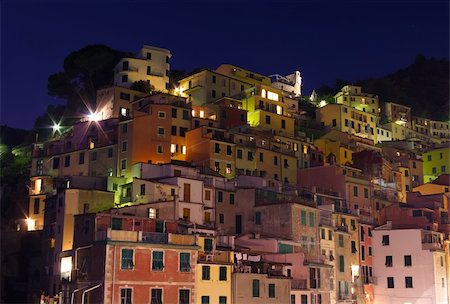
142;232;168;244
291;279;308;290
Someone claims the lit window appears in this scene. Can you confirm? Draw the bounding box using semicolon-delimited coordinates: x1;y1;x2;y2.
191;110;196;117
199;110;205;118
276;105;282;115
35;179;42;192
226;164;232;174
261;89;266;98
171;144;176;153
267;91;279;101
182;146;187;155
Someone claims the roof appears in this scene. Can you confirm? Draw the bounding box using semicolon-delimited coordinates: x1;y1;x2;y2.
432;174;450;186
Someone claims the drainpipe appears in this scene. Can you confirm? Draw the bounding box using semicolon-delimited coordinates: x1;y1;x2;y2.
81;283;102;304
70;286;87;304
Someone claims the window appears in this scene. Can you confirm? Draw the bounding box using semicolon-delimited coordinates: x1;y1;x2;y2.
219;296;227;304
121;249;134;269
255;211;261;224
120;92;130;100
140;184;146;195
405;276;413;288
353;186;358;197
218;191;223;202
268;283;275;298
226;145;232;156
364;188;369;198
274;156;278;165
360;227;365;241
338;235;344;247
427;155;432;161
433;167;437;174
202;265;210;280
215;143;220;153
328;230;332;240
321;229;325;239
361;245;365;260
204;238;213;252
219;213;224;224
281;119;286;129
442;165;446;172
404;255;412;266
291;295;296;304
230;193;235;204
53;157;60;169
158;111;166;119
368;247;372;256
64;155;70;167
252;279;260;297
121;159;127;170
122;123;128;133
146;52;152;60
368;228;372;236
151;289;162;304
112;218;122;230
237;149;242;159
339;255;344;272
351;241;357;253
92;151;97;161
122;75;128;83
179;253;190;272
120;288;132;304
212;75;216;83
332;119;337;127
158;127;165;136
33;198;40;214
152;251;164;271
108;148;113;158
301;295;307;304
157;145;163;154
179;289;190;304
301;210;307;225
201;296;209;304
183;110;189;120
382;235;390;245
219;266;227;281
309;212;315;227
122;141;128;152
385;256;393;267
212;90;216;98
265;115;271;124
259;152;264;162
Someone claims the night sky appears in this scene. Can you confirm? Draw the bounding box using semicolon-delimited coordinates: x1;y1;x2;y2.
1;0;449;130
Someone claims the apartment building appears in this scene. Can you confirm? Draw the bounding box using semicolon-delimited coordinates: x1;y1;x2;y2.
335;85;379;116
422;145;450;182
114;45;171;92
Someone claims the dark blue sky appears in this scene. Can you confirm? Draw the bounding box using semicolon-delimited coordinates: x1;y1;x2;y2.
1;0;449;129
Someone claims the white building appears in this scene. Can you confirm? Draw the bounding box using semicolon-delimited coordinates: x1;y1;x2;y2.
114;44;171;92
373;224;449;304
269;71;302;97
376;126;393;143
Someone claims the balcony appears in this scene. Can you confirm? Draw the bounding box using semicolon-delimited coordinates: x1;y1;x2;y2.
422;241;444;251
291;279;308;290
142;232;168;244
97;229;196;246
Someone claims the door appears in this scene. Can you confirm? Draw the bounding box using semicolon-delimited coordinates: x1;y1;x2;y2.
184;183;191;202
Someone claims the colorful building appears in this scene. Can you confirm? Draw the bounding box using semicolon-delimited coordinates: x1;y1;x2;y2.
422;145;450;182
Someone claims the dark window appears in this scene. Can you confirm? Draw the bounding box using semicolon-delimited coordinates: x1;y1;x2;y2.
179;289;190;304
152;251;164;271
353;186;358;197
183;110;189;120
265;115;271;124
259;152;264;162
147;66;151;75
382;235;390;245
62;156;70;168
204;238;213;252
230;193;235;204
219;213;224;224
53;157;60;169
202;265;210;280
212;90;216;98
404;255;412;266
387;277;394;288
171;126;177;136
121;249;134;269
201;296;209;304
237;149;242;159
179;127;188;137
33;198;40;214
112;218;122;230
122;123;128;133
219;296;227;304
339;255;344;272
179;253;190;272
405;277;413;288
268;283;275;298
226;145;232;155
122;75;128;83
108;148;113;158
281;119;286;129
92;151;97;161
255;211;261;224
215;143;220;153
219;266;227;281
151;289;162;304
171;108;177;118
120;288;132;304
218;191;223;202
332;119;337;127
166;56;169;63
140;184;146;195
385;256;393;267
212;75;216;83
120;92;130;100
252;279;260;297
364;188;369;198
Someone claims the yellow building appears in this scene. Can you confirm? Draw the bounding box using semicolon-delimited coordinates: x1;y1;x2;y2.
314;138;353;165
178;69;253;106
335;85;379;116
95;86;147;120
241;85;296;137
316;103;377;143
422;146;450;182
195;236;234;304
114;45;171;92
233;131;298;184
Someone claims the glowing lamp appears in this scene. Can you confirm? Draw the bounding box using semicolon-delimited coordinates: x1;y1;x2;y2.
88;112;102;122
53;123;61;132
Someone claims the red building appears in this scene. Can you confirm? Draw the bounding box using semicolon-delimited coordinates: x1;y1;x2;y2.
65;213;199;304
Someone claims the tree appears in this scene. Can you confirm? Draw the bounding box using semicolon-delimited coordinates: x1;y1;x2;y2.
130;80;153;94
47;44;131;113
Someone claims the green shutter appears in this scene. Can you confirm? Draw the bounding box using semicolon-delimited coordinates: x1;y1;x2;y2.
180;252;190;271
268;283;275;298
339;255;345;272
252;279;260;297
309;212;315;227
301;210;306;225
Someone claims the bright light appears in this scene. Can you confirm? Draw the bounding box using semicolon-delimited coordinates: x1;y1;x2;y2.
171;144;176;153
35;179;42;192
318;100;327;108
276;105;282;115
191;110;196;117
60;256;72;281
182;146;187;155
26;218;36;231
53;123;61;132
199;110;205;118
88;112;102;122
